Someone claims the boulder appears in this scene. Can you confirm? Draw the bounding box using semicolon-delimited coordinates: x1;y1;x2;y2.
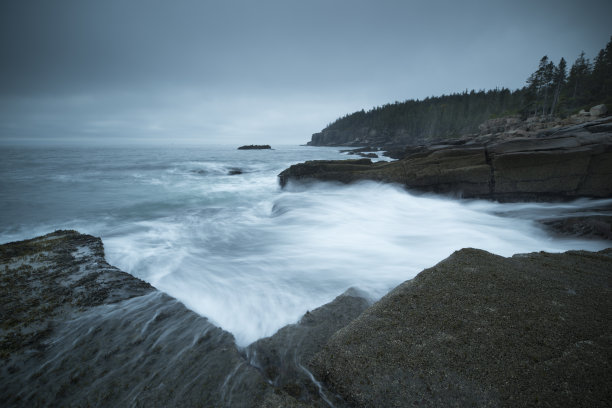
310;248;612;408
590;104;608;117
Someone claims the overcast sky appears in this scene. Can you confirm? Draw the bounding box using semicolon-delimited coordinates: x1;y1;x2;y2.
0;0;610;145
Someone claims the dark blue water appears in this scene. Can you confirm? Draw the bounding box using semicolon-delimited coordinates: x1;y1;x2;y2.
1;144;609;345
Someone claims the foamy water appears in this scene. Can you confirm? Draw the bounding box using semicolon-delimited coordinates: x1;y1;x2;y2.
1;145;610;345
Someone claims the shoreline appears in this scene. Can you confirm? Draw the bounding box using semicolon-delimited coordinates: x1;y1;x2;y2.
1;230;610;407
281;116;612;203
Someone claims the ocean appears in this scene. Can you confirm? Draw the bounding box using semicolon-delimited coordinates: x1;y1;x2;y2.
1;144;610;346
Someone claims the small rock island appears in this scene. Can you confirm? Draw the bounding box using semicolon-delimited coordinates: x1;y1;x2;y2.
237;144;271;150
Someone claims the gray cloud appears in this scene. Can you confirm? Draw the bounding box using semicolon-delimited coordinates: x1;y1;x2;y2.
1;0;611;145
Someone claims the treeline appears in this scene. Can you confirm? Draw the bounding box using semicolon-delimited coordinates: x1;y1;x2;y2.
322;37;612;142
326;88;526;140
526;37;612;116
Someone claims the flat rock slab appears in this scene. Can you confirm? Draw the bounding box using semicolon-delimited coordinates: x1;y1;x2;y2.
310;247;612;407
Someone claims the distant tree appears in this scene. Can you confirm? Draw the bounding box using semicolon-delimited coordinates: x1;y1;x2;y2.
590;36;612;103
549;58;567;115
566;51;591;107
526;56;555;116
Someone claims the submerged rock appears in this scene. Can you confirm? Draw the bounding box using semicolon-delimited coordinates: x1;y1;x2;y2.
358;152;378;158
310;247;612;408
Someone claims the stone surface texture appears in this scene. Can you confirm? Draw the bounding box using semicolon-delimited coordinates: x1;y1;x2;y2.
310;248;612;408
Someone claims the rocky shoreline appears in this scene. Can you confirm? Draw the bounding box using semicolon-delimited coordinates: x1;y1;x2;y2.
280;116;612;203
2;230;611;407
0;231;363;407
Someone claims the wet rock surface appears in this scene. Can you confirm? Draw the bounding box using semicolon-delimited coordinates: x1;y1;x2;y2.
248;288;371;406
540;215;612;240
281;117;612;202
310;248;612;408
0;231;323;407
0;231;269;407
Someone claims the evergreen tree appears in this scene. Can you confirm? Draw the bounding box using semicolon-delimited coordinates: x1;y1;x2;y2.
590;36;612;104
566;51;591;108
526;56;555;116
549;58;567;115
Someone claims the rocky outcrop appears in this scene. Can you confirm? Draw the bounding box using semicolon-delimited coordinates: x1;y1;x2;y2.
281;117;612;201
0;231;266;407
238;145;272;150
0;231;332;407
310;247;612;408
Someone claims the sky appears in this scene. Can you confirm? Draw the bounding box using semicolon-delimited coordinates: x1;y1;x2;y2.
0;0;610;146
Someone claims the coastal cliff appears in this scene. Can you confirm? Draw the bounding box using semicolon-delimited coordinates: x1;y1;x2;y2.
281;116;612;202
2;230;611;407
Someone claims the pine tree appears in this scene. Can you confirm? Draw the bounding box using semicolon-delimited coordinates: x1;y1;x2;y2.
549;58;567;115
526;56;556;116
590;36;612;104
566;51;591;108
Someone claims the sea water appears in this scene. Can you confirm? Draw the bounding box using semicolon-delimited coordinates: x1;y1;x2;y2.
1;144;610;346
